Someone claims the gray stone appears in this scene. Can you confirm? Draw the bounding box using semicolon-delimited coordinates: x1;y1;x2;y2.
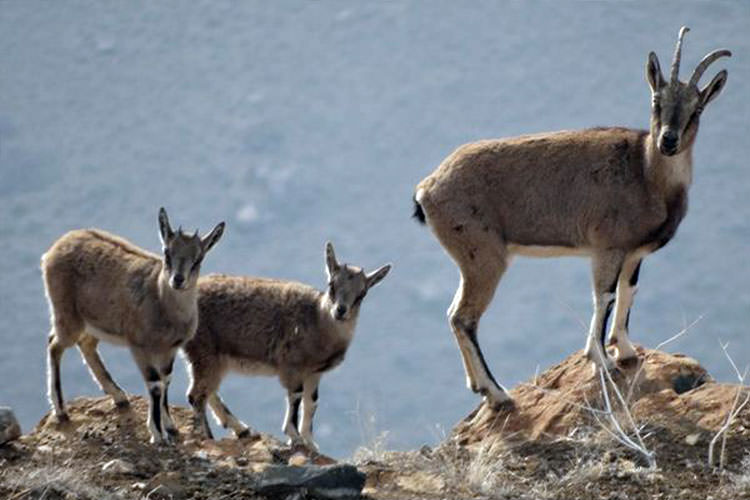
101;458;136;475
257;464;366;499
0;407;21;445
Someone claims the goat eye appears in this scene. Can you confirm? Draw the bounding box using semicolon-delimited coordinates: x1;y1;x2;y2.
328;282;336;295
164;252;172;268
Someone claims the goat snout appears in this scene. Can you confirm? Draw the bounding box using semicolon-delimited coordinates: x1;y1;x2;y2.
659;130;679;155
334;305;348;320
171;274;185;289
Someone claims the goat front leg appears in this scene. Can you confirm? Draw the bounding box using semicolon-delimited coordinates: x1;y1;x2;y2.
584;251;625;372
299;374;322;451
281;379;303;445
159;355;178;438
607;256;642;364
132;348;170;444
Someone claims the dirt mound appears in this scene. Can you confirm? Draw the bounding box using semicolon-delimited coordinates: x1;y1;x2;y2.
2;349;750;500
453;347;747;446
0;396;337;499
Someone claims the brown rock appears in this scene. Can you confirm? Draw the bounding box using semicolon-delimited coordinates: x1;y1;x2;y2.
452;347;740;445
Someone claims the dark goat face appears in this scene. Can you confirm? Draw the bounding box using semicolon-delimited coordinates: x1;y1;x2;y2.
646;27;730;156
324;241;391;321
158;207;225;291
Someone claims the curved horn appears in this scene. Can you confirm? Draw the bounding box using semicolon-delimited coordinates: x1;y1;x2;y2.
670;26;689;83
688;48;732;87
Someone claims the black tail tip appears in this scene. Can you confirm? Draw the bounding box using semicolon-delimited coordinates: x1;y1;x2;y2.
412;195;426;225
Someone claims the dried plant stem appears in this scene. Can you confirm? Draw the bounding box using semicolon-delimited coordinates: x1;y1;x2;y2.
708;341;750;470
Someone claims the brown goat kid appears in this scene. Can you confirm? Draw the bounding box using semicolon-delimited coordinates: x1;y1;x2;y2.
414;27;730;409
184;242;390;450
42;208;224;443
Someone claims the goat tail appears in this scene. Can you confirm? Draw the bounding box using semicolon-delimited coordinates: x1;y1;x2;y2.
412;194;426;225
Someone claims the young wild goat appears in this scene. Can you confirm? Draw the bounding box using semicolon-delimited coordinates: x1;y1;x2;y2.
413;27;730;409
42;208;225;443
184;242;390;449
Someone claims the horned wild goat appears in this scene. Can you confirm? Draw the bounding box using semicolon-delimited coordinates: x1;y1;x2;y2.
42;208;225;443
184;241;391;449
413;27;730;409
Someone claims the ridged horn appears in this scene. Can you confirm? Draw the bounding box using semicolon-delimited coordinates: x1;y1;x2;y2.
688;48;732;87
670;26;689;84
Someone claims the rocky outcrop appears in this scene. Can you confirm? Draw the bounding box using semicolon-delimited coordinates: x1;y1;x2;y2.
453;347;746;445
1;348;749;500
0;407;21;445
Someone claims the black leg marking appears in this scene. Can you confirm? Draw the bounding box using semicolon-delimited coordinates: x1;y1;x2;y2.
625;310;632;330
145;366;159;382
162;359;174;377
599;299;615;347
290;395;302;429
629;261;642;287
149;386;163;434
202;414;213;440
465;323;501;389
54;362;64;410
312;388;319;403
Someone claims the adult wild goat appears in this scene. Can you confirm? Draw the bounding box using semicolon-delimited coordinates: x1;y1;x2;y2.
42;208;225;443
413;27;730;409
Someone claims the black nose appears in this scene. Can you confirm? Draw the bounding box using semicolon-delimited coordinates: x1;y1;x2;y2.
661;131;679;151
173;274;185;287
335;305;347;319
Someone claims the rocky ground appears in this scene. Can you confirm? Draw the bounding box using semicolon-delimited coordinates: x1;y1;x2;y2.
2;348;750;499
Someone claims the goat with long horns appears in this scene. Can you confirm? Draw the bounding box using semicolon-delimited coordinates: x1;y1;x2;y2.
413;27;731;410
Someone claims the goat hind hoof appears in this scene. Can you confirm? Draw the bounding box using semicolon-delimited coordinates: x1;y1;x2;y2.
53;412;69;424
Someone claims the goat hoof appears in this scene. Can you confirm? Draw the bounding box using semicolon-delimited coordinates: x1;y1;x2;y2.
166;426;179;437
53;412;69;424
616;355;640;369
115;398;130;409
237;428;251;439
487;397;515;413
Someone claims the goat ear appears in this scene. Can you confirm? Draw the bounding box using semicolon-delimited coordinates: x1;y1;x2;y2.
325;241;339;279
366;264;391;289
646;52;665;92
201;221;225;253
700;69;728;108
158;207;174;246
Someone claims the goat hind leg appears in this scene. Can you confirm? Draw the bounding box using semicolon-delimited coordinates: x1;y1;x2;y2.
208;392;251;438
187;364;218;440
77;334;128;407
449;247;511;409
